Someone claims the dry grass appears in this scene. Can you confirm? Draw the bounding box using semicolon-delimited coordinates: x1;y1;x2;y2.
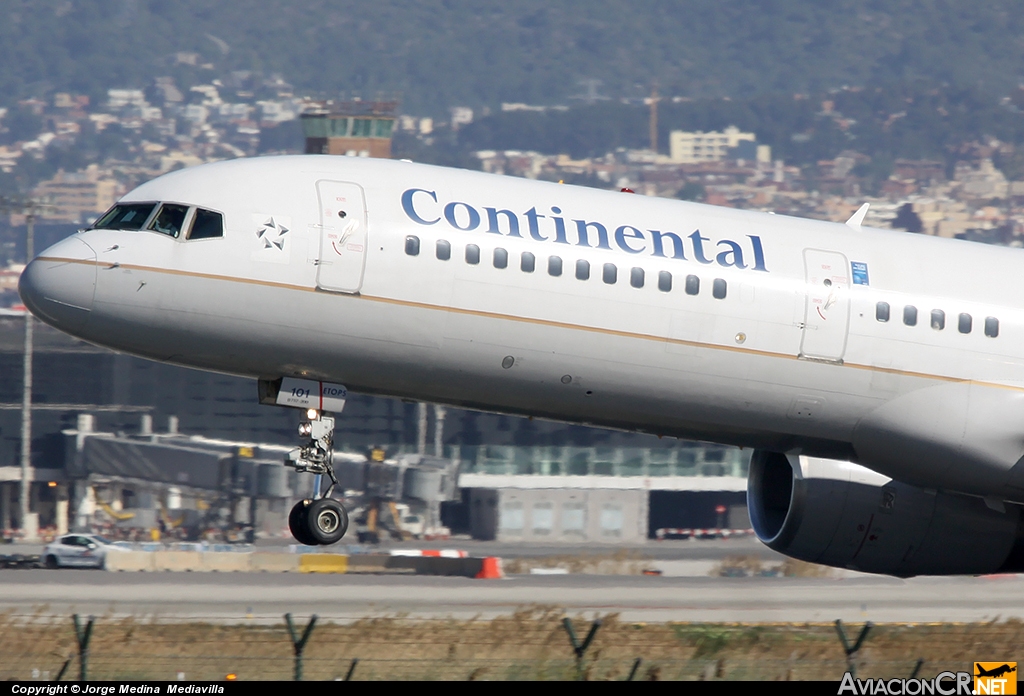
502;549;652;575
711;555;834;578
1;610;1021;680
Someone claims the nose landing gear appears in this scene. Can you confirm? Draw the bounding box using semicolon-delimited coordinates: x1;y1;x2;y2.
285;410;350;545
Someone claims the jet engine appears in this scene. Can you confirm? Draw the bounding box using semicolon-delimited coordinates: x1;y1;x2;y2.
747;450;1024;576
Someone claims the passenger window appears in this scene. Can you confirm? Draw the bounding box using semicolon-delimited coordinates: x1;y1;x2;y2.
493;248;508;269
576;259;590;281
603;263;617;284
436;239;451;260
187;208;223;240
149;203;189;238
876;302;890;322
985;317;999;338
931;309;945;330
93;203;156;231
958;313;972;334
904;305;918;326
405;235;420;256
685;275;700;295
712;278;727;300
521;252;535;273
465;244;480;264
630;267;645;289
658;271;672;292
548;256;562;276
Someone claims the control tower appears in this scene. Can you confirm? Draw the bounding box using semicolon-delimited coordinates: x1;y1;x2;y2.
301;100;398;158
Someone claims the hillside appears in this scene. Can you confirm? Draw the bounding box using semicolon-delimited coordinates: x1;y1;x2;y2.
2;1;1024;113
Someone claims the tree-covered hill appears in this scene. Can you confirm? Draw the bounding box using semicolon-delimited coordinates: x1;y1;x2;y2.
3;1;1024;113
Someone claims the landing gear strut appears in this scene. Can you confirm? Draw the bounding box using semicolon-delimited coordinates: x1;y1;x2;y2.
285;410;349;545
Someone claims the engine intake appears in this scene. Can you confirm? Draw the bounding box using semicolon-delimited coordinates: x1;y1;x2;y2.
747;450;1024;576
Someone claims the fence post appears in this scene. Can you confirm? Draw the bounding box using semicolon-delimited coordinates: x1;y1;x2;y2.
72;615;94;682
285;613;318;681
626;658;643;681
562;617;602;680
834;619;872;678
344;658;359;681
53;657;71;682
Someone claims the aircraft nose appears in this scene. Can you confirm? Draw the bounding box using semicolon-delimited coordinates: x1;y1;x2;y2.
18;236;98;333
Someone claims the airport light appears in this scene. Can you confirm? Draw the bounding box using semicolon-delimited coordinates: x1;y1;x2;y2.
0;196;50;539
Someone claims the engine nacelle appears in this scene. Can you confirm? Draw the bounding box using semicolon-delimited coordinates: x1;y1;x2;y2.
747;450;1024;576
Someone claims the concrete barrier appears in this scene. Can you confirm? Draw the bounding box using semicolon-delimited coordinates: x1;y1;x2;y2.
201;552;251;572
153;550;202;572
347;553;412;574
249;553;300;572
103;549;493;577
298;554;348;574
104;550;154;572
379;554;483;577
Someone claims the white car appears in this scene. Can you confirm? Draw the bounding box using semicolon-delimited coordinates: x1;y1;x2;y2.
41;534;120;569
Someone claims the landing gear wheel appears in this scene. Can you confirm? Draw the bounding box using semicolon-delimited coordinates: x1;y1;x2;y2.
306;498;349;546
288;500;318;546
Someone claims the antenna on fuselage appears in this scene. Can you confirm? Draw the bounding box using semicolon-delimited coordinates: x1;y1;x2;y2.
846;203;870;229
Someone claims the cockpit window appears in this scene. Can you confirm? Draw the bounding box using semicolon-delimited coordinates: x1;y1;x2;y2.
188;208;224;240
147;204;189;238
93;203;157;231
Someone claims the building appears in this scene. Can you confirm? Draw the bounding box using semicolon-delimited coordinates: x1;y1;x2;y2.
670;126;768;164
33;165;122;224
301;100;398;158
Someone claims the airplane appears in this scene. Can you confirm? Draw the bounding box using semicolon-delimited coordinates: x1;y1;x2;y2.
976;664;1017;679
17;154;1024;576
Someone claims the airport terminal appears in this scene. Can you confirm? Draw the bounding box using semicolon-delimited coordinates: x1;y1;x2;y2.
0;316;748;544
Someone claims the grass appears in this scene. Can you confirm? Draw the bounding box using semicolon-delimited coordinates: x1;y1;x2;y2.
501;549;651;575
711;555;835;577
1;610;1021;680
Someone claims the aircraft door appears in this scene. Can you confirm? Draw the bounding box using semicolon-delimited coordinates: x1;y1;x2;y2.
315;180;368;293
800;249;850;362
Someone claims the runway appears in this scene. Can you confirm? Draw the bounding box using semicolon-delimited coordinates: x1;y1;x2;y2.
2;569;1023;624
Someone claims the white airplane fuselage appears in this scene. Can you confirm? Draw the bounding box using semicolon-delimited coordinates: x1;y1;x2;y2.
20;155;1024;574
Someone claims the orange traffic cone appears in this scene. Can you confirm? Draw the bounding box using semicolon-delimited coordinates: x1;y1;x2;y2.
475;556;504;579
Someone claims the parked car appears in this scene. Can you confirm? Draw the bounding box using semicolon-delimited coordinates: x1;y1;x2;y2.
41;534;122;569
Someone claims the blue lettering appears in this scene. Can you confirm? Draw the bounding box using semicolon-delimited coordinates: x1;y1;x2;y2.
689;230;713;264
399;191;772;273
525;207;548;242
649;230;686;259
614;225;646;254
484;208;521;237
550;207;568;244
749;235;768;272
444;202;481;231
715;240;747;269
573;219;612;249
401;188;440;225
